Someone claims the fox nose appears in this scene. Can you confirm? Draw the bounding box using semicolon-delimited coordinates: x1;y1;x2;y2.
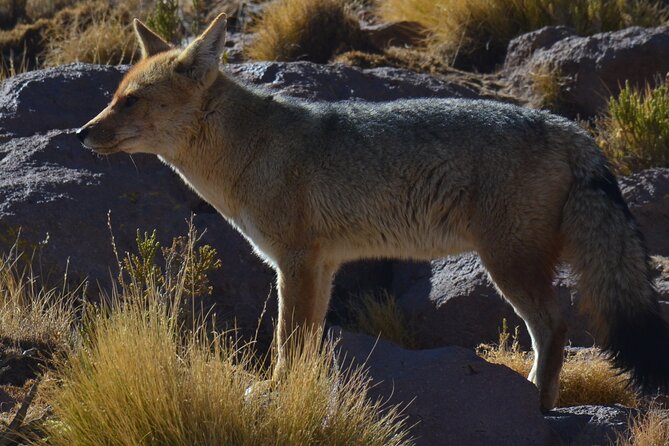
76;127;89;143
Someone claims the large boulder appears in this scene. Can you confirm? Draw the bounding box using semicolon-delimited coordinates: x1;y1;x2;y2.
505;26;669;117
391;168;669;350
335;328;555;446
0;61;475;340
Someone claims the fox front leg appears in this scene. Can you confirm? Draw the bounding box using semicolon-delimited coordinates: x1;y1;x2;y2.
274;253;336;377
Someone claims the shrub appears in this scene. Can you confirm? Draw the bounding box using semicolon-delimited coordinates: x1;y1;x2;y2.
377;0;669;70
476;320;638;407
147;0;182;43
594;80;669;174
246;0;369;63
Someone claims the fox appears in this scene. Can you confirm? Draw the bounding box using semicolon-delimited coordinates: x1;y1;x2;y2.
76;14;669;411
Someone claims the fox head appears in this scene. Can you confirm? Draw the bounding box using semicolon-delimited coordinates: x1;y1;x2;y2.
77;14;227;158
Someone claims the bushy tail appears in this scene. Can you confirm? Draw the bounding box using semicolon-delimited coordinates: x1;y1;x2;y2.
562;159;669;395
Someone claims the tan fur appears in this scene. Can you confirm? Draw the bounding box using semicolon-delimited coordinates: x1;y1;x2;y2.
77;14;669;410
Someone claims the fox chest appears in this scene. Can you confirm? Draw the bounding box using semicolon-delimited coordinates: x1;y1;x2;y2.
229;211;279;269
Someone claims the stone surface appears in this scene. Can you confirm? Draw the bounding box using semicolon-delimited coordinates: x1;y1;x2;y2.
335;328;555;446
392;254;593;350
505;26;669;117
504;26;576;70
545;405;636;446
0;61;475;342
227;61;480;101
391;168;669;350
619;168;669;257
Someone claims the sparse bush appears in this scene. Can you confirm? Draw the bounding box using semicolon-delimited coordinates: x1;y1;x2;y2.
615;406;669;446
377;0;669;70
594;80;669;174
346;291;416;349
477;320;638;407
246;0;370;63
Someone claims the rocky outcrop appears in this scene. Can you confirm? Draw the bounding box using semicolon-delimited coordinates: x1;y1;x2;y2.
505;26;669;117
0;61;475;341
335;328;555;446
546;405;636;446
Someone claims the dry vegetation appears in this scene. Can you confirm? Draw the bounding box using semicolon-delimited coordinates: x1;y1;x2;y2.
476;320;639;407
346;291;416;349
0;229;412;445
246;0;370;63
45;299;412;446
615;406;669;446
377;0;668;70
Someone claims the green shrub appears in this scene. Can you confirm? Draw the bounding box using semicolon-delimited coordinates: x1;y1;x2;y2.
147;0;182;43
595;80;669;174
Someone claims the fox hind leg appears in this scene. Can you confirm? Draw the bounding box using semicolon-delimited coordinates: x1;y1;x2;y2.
480;250;566;411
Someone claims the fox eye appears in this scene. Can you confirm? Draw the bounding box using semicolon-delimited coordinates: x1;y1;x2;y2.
124;95;140;108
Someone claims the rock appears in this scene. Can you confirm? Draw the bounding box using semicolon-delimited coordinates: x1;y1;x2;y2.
619;168;669;257
545;405;635;446
392;254;593;350
505;26;669;117
391;168;669;350
503;26;576;70
226;61;480;101
0;63;277;340
0;61;476;343
334;328;555;446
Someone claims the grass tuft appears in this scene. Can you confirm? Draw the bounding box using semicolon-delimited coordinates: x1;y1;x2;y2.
42;1;140;66
594;80;669;174
377;0;669;70
615;406;669;446
0;247;77;355
346;291;416;349
246;0;369;63
477;320;638;407
42;291;413;446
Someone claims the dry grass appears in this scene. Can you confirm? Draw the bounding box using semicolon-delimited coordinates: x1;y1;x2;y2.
346;292;416;349
0;225;410;445
42;1;141;66
42;289;413;445
614;406;669;446
377;0;669;70
529;63;571;111
593;80;669;175
0;248;77;354
476;320;638;407
246;0;370;63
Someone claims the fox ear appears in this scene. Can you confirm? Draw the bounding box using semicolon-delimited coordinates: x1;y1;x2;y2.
133;18;171;59
176;13;227;83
